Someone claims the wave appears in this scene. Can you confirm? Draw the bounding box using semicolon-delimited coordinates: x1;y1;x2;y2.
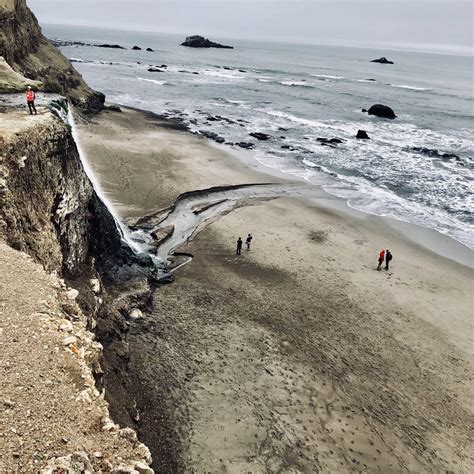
137;77;167;85
390;84;432;91
357;79;377;83
311;74;344;80
281;80;315;88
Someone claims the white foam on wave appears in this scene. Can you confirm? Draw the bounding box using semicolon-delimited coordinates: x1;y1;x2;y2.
357;79;377;83
137;77;167;85
200;69;246;80
68;57;84;63
311;74;344;80
390;84;431;91
281;80;314;87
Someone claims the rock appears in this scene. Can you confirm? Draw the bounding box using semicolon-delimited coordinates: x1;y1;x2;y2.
281;145;295;151
356;130;370;139
42;452;94;474
66;288;79;300
329;138;344;144
90;278;101;294
132;45;142;51
106;104;122;112
199;130;225;143
371;57;394;64
63;336;77;346
412;147;460;161
3;399;15;408
96;44;126;49
147;67;164;73
180;35;233;49
60;320;74;332
362;108;368;113
249;132;271;141
146;47;154;52
235;142;255;149
128;308;144;320
368;104;397;119
135;462;154;474
150;225;175;246
317;138;344;145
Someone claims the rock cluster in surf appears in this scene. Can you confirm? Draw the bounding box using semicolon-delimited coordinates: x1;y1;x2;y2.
181;35;234;49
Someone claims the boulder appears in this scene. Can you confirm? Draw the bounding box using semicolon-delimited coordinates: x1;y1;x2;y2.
249;132;271;141
199;131;225;143
146;47;154;52
132;46;142;51
181;35;233;49
150;225;175;246
148;67;164;73
371;57;394;64
356;130;370;139
368;104;397;119
235;142;255;149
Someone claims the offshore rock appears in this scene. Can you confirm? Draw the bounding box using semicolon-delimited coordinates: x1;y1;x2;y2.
250;132;271;141
132;46;142;51
356;130;370;139
368;104;397;119
181;35;233;49
371;57;394;64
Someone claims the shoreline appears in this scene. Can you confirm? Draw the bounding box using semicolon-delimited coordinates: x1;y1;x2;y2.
211;141;473;268
76;106;473;471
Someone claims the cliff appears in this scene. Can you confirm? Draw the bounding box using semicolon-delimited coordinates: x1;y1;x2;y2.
0;0;104;112
0;105;153;471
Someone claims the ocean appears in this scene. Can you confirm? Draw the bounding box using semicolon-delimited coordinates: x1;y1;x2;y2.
44;25;473;250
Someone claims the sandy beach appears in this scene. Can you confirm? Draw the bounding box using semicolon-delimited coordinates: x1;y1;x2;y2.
78;107;473;472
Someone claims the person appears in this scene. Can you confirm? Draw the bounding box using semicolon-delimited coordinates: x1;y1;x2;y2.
245;233;253;250
385;249;393;271
25;86;37;115
236;237;243;255
377;249;385;271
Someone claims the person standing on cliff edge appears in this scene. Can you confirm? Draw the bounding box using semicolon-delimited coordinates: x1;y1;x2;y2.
25;86;37;115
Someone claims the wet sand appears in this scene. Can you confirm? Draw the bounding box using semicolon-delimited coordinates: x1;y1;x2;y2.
78;107;473;472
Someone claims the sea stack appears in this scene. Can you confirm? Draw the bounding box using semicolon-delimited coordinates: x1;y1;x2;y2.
368;104;397;119
180;35;233;49
371;57;394;64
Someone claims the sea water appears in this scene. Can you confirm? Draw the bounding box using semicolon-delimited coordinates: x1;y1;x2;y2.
44;25;473;249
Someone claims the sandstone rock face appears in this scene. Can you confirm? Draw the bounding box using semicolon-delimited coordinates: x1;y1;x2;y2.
0;111;122;277
0;0;104;112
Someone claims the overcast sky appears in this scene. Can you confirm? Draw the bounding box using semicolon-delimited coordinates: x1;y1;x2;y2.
28;0;473;55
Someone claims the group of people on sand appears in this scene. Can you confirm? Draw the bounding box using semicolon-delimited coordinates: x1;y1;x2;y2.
236;234;253;255
377;249;393;271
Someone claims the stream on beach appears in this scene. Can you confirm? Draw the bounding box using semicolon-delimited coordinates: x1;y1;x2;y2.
44;24;474;251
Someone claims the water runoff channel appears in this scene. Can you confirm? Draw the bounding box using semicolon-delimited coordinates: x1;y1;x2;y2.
41;97;329;281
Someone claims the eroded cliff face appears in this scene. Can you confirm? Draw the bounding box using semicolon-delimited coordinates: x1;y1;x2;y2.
0;0;104;112
0;109;119;276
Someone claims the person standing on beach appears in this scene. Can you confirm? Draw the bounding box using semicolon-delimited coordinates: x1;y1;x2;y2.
246;234;253;250
25;86;37;115
236;237;243;255
377;249;385;271
385;250;393;271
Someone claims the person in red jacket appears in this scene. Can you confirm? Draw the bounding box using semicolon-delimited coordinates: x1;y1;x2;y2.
377;249;385;271
25;86;37;115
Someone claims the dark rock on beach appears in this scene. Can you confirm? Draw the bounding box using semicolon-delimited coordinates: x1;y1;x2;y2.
199;131;225;144
368;104;397;119
317;137;344;145
181;35;233;49
281;145;295;151
371;57;394;64
362;108;368;113
148;68;164;73
249;132;271;141
146;48;155;52
356;130;370;139
132;46;142;51
236;142;255;149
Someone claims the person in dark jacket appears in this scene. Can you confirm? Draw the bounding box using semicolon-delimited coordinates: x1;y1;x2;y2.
245;233;253;250
236;237;243;255
377;249;385;271
385;250;393;270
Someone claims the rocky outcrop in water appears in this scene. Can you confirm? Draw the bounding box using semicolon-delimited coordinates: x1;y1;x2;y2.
181;35;233;49
371;57;394;64
0;0;104;112
250;132;271;141
368;104;397;119
356;130;370;139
